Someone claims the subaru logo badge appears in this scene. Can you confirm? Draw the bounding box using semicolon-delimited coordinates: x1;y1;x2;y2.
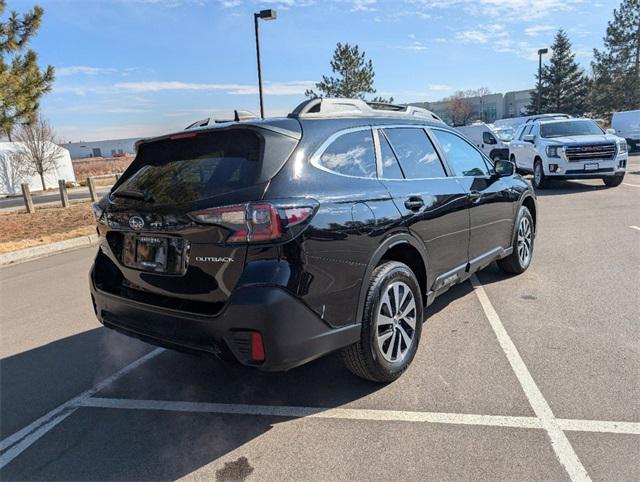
129;216;145;230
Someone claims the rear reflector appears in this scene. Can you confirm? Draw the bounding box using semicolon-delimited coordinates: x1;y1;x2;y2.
250;332;265;361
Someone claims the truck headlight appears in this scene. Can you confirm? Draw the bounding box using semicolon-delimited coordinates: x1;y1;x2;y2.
546;145;562;158
618;141;628;153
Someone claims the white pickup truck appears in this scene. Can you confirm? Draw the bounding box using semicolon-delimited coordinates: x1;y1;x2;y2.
509;118;628;188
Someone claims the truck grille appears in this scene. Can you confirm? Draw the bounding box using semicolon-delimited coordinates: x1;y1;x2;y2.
565;143;616;161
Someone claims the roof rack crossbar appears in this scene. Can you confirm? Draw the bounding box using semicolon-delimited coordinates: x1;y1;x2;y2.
288;98;443;123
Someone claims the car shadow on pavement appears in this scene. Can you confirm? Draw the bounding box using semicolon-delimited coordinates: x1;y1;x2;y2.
2;282;489;481
532;180;612;196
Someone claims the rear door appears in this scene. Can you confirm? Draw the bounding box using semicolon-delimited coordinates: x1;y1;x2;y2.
375;126;469;289
102;126;299;308
430;128;516;266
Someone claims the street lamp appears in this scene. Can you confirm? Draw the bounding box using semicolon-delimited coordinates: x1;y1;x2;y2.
537;48;548;114
254;9;277;119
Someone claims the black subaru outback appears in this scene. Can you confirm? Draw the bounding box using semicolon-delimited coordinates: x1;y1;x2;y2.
90;98;537;382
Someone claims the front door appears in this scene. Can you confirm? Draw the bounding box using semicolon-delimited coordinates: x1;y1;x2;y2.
430;128;516;264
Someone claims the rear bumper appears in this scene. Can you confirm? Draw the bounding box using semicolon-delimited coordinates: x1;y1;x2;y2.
90;267;360;371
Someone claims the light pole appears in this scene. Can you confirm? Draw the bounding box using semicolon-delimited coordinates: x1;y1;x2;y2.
254;9;277;119
537;48;548;114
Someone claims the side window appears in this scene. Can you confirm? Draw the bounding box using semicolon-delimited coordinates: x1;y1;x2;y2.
431;129;490;177
378;132;404;179
318;130;377;178
482;131;497;144
383;128;446;179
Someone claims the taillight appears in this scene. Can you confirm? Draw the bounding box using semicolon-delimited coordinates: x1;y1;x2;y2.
189;200;316;243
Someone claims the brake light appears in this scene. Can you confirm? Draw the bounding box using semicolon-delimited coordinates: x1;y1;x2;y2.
189;201;316;243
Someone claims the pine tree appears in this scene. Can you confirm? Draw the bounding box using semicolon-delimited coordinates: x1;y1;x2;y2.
589;0;640;117
528;30;588;115
306;42;392;102
0;1;55;141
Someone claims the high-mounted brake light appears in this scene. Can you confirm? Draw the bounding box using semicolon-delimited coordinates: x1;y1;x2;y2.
189;201;316;243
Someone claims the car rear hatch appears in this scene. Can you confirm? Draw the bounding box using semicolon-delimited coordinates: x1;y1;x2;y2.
97;121;301;313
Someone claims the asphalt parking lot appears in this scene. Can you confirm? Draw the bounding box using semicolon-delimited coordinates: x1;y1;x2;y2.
1;156;639;481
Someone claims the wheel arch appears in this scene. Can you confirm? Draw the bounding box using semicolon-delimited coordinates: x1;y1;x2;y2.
355;233;429;324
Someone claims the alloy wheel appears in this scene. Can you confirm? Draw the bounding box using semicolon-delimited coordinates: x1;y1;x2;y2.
376;281;417;363
517;216;532;266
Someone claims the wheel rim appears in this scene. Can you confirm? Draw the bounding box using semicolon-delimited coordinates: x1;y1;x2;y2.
517;216;533;266
534;164;541;185
376;281;416;363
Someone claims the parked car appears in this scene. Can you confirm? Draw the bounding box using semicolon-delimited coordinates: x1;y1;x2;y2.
509;118;628;189
611;110;640;152
456;122;510;161
494;113;571;131
90;98;537;382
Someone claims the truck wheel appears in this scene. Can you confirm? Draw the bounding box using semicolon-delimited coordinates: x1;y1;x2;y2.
533;159;549;189
603;174;625;187
342;261;423;383
498;206;534;275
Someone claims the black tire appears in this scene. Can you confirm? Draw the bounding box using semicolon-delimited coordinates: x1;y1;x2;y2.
342;261;423;383
533;159;549;189
497;206;534;275
602;174;625;187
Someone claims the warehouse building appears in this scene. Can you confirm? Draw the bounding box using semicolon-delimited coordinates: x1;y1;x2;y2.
62;137;140;160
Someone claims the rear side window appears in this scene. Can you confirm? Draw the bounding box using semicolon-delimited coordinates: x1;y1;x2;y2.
431;129;490;177
378;133;404;179
383;128;446;179
318;130;377;178
113;128;296;206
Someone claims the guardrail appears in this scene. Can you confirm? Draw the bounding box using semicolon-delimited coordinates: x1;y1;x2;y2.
19;172;122;213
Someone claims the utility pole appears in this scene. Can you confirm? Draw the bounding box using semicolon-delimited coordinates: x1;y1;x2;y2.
537;48;548;114
253;9;277;119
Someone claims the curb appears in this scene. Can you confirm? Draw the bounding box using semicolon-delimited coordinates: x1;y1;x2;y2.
0;234;99;267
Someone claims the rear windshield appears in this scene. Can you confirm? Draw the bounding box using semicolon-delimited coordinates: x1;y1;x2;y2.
540;120;603;138
113;128;296;206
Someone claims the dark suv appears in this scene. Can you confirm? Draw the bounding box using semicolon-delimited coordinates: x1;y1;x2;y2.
90;98;537;382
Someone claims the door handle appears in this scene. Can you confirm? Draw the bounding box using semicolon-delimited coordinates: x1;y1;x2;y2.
404;196;424;211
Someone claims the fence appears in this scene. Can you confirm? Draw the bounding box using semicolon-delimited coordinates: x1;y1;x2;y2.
19;172;122;213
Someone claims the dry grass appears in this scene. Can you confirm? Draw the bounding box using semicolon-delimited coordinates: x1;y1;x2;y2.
73;157;133;180
0;202;95;253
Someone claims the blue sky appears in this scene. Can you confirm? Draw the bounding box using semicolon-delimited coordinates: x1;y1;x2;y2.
10;0;619;141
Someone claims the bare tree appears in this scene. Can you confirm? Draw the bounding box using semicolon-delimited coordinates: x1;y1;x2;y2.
12;117;62;190
445;91;474;126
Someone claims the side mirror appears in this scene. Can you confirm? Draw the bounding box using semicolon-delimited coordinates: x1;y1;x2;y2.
605;128;616;135
494;159;515;177
523;134;535;143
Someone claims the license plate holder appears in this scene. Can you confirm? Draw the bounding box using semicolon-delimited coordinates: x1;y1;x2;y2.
584;163;599;171
123;235;170;273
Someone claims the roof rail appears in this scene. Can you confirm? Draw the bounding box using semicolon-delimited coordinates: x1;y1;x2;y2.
288;98;444;123
185;110;259;130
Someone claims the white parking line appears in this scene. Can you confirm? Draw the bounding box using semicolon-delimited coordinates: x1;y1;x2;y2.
470;275;591;482
622;183;640;188
79;397;640;436
629;226;640;231
80;397;544;429
0;347;164;469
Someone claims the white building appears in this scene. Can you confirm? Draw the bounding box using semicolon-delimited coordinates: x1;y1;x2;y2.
0;142;76;195
62;137;140;160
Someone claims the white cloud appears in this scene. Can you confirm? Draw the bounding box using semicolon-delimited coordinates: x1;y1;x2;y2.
350;0;376;12
524;25;556;37
412;0;584;21
57;66;118;76
428;84;453;91
456;24;507;44
112;80;315;95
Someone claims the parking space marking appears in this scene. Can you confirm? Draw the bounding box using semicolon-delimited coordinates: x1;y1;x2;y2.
557;418;640;435
80;397;544;429
0;347;164;469
470;275;591;482
622;183;640;188
629;226;640;231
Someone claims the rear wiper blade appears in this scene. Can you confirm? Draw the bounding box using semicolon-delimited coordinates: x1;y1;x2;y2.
112;189;154;203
